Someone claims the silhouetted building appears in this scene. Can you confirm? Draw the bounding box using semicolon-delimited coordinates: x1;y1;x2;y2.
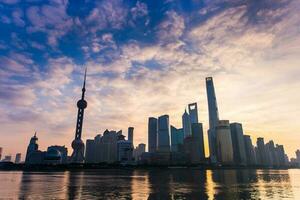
243;135;256;165
44;149;62;164
85;130;131;164
96;130;120;163
296;150;300;163
2;155;12;162
265;140;279;167
230;123;247;165
0;147;2;160
148;117;158;153
191;123;205;162
85;139;95;163
128;127;134;146
157;115;170;152
117;140;133;163
206;77;220;163
170;126;184;152
15;153;21;164
182;110;192;138
216;120;234;164
133;143;146;161
25;132;44;164
188;103;199;124
183;123;205;164
256;137;268;166
70;68;88;163
47;146;68;164
276;144;286;167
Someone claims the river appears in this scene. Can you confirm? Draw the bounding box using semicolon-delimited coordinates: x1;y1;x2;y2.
0;169;299;199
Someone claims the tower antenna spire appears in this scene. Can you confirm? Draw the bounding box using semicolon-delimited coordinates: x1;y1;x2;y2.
83;67;87;89
81;67;87;99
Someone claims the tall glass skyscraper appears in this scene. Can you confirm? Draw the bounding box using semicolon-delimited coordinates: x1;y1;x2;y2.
157;115;171;152
148;117;158;153
188;103;199;124
171;126;184;152
243;135;256;165
182;110;192;138
230;123;247;165
206;77;220;163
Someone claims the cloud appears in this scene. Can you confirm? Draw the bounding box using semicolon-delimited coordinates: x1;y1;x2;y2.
0;0;19;4
131;1;148;20
26;1;73;46
157;10;185;43
0;56;28;73
0;85;36;106
12;8;25;27
86;0;129;32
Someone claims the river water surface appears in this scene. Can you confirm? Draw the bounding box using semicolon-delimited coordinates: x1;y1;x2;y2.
0;169;299;199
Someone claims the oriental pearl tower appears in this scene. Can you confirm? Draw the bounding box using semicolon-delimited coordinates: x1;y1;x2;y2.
70;68;88;163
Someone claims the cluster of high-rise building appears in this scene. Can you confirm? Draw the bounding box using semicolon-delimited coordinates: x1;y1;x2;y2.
290;150;300;167
145;103;206;165
19;70;298;168
141;77;293;167
24;132;68;165
85;128;136;164
0;147;22;164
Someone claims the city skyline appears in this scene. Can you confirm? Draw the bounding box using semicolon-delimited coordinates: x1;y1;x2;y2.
0;0;300;159
1;75;298;162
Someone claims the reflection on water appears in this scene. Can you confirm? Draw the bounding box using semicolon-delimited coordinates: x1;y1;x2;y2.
0;169;299;199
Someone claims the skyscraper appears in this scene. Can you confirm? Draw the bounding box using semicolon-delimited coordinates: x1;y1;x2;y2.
191;123;205;162
230;123;247;165
25;132;39;163
188;103;199;124
117;139;133;163
276;144;286;166
182;110;191;138
296;150;300;163
265;140;278;167
15;153;21;164
85;139;95;163
157;115;170;152
148;117;158;153
243;135;256;165
170;126;184;152
70;68;88;163
256;137;267;166
128;127;134;145
0;147;2;160
206;77;220;163
25;132;44;164
133;143;146;161
216;120;234;164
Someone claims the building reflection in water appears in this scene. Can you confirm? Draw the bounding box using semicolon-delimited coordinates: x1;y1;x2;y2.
19;171;68;199
67;169;134;199
15;169;297;199
131;170;150;199
257;170;294;199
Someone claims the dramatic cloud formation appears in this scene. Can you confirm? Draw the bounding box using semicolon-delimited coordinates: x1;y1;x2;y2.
0;0;299;159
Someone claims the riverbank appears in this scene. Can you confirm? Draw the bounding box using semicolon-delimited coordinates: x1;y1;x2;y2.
0;162;298;171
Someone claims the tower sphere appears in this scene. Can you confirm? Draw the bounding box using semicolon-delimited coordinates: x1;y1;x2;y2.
77;99;87;109
72;138;84;149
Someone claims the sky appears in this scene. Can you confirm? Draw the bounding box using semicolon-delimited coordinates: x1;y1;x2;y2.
0;0;299;159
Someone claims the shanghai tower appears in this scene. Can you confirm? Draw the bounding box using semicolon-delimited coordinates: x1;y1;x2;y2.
206;77;220;163
70;68;88;163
